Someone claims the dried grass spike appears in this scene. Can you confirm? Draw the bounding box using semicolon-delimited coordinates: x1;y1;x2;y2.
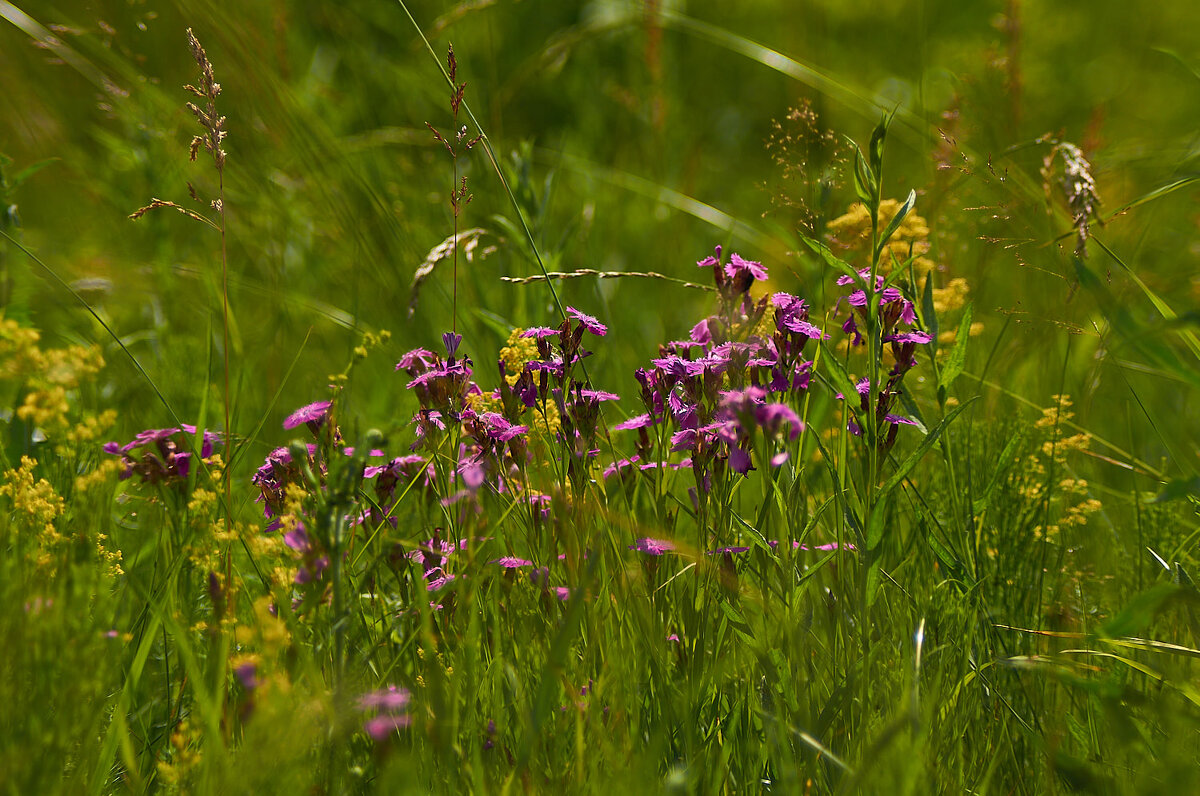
408;228;489;318
1042;138;1101;259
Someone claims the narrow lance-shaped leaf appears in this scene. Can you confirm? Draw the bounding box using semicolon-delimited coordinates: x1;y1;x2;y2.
8;157;60;192
868;116;889;184
1101;582;1182;639
798;232;862;285
874;189;916;262
972;429;1024;515
846;136;877;208
920;270;939;347
818;340;861;411
939;303;974;393
880;398;977;497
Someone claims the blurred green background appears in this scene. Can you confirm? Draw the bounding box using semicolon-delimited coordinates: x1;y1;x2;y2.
1;0;1197;476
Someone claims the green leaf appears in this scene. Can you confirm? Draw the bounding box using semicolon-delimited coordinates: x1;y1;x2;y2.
472;308;516;339
939;303;974;392
7;157;59;192
718;601;756;644
1105;174;1199;218
868;117;889;182
1150;477;1200;504
818;340;859;408
846;136;876;207
880;259;911;291
731;509;771;553
924;526;968;583
866;556;885;606
866;501;887;551
1077;250;1200;391
972;430;1024;514
874;188;916;262
1100;582;1180;638
797;232;861;285
1174;562;1197;591
920;271;938;343
880;398;976;496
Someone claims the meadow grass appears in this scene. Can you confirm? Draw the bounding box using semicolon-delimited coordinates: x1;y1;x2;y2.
1;1;1199;793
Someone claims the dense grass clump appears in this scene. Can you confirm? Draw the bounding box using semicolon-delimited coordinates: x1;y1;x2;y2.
1;2;1199;793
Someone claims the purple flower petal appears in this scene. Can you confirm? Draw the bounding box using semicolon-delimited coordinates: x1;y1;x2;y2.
614;413;653;431
885;414;919;426
888;331;933;344
395;348;437;373
579;389;620;402
120;427;181;453
724;252;769;282
729;445;754;475
781;317;824;339
234;662;260;690
566;307;607;336
364;714;412;741
283;401;331;430
630;537;675;555
603;456;641;479
492;556;534;568
358;685;412;712
521;326;561;339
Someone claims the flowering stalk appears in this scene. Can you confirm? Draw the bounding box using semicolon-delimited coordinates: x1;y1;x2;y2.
426;45;482;334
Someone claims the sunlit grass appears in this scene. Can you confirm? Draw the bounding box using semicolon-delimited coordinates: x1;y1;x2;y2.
1;1;1199;793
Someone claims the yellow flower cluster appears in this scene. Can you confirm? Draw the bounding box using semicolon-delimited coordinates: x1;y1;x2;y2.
932;277;969;314
464;390;503;416
0;319;45;379
17;387;70;430
1018;396;1102;539
0;456;66;572
234;596;292;654
415;644;454;691
156;720;203;786
67;409;118;444
1;318;107;437
94;531;124;578
484;328;562;438
0;319;104;387
184;487;225;572
827;198;938;276
0;456;65;538
75;457;123;495
499;327;539;385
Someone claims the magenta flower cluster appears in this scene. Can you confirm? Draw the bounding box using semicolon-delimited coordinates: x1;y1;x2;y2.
103;423;223;484
234;244;933;631
835;267;933;451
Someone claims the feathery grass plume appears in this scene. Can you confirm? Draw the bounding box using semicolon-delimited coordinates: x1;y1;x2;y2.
500;268;714;292
129;27;237;629
1041;137;1102;258
183;28;227;171
408;227;493;318
127;197;219;229
127;28;227;223
424;44;483;332
761;99;845;236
